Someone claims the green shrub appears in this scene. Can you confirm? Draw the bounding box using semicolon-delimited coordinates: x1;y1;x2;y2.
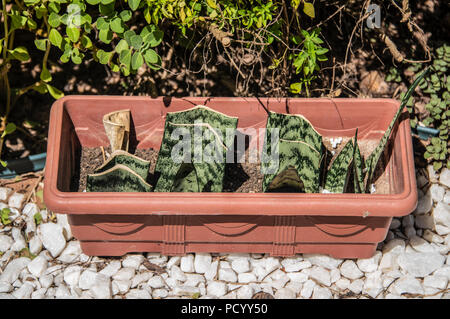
388;45;449;171
1;0;327;164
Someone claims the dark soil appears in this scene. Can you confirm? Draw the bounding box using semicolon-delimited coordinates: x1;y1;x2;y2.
73;138;389;194
73;146;263;193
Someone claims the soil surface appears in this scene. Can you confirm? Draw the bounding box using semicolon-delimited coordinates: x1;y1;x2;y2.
73;138;390;194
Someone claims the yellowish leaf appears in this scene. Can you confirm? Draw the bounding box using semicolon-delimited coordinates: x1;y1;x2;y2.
206;0;217;9
303;2;315;18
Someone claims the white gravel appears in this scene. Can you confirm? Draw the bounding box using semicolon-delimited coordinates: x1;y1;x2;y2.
0;165;448;299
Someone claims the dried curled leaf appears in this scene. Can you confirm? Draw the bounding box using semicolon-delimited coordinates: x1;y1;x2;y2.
103;109;131;153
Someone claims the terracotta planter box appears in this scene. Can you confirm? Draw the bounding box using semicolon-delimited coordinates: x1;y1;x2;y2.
43;96;418;258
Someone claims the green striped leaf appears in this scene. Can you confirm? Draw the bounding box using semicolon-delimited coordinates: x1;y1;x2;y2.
364;67;431;191
154;106;238;192
262;112;322;193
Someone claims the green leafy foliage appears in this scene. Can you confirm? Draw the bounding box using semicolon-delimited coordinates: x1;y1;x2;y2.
394;45;450;171
364;67;431;189
1;208;12;225
33;212;43;225
289;28;328;96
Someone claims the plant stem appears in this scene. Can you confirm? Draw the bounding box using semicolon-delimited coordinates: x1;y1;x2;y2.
1;0;11;159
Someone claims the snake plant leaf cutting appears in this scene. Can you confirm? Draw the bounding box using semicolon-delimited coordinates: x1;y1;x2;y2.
95;150;150;181
353;134;365;194
262;112;323;193
325;130;361;193
364;67;431;191
86;164;152;192
154;105;238;192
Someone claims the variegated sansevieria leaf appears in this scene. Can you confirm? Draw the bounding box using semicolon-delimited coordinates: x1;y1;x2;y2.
86;164;152;192
154;105;238;192
325;129;361;193
364;66;431;191
353;136;365;193
262;112;322;193
95;150;150;180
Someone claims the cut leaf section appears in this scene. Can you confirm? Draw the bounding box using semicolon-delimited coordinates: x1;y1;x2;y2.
86;164;152;192
154;105;238;192
324;130;359;193
262;112;322;193
95;150;150;181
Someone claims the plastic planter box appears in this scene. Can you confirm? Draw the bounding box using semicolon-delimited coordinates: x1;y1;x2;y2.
44;96;418;258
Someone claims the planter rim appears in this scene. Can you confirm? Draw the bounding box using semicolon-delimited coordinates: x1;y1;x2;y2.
44;96;418;218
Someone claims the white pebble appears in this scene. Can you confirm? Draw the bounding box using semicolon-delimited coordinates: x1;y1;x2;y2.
238;272;257;284
194;253;212;274
204;260;218;281
309;266;331;286
152;288;168;298
0;282;12;293
218;268;237;282
166;256;181;269
398;252;445;277
185;273;205;287
131;272;153;288
27;256;48;277
348;279;364;294
147;275;165;289
126;289;152;299
286;272;308;283
180;254;195;273
275;287;296;299
122;255;144;269
340;260;363;280
312;286;332;299
0;257;31;284
207;281;227;297
357;251;381;273
57;241;82;263
55;214;72;240
393;275;424;295
12;282;34;299
335;278;350;290
236;285;254;299
170;265;187;282
231;257;250;274
112;267;135;281
37;223;67;258
303;254;342;270
0;187;12;201
300;280;315;298
55;284;72;298
439;168;450;187
363;270;383;298
423;275;448;290
281;257;310;272
39;274;53;289
112;279;131;294
89;275;112;299
8;193;25;209
0;234;13;252
99;260;122;277
264;257;281;273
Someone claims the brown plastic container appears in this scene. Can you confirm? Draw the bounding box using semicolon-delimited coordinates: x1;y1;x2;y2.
43;96;418;258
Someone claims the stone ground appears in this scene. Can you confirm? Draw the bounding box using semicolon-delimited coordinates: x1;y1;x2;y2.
0;167;449;299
